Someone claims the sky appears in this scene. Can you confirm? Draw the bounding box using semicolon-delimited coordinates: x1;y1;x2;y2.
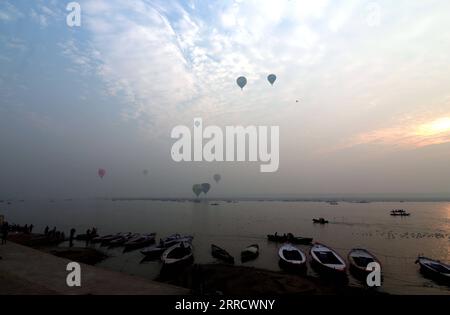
1;0;450;199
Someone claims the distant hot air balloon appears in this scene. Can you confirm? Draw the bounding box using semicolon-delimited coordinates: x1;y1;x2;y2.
143;169;149;176
98;168;106;179
213;174;221;183
201;183;211;195
236;76;247;90
192;184;203;197
267;74;277;86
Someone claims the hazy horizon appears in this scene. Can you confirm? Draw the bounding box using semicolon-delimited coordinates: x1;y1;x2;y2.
1;0;450;200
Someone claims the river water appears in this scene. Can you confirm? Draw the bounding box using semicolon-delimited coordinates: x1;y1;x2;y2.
2;199;450;294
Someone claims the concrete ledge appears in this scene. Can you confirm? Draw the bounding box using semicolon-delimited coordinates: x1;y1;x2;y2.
0;242;189;295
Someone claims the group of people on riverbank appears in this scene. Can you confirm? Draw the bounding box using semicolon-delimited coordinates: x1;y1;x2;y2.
69;227;98;247
44;226;66;242
1;221;9;245
8;223;34;234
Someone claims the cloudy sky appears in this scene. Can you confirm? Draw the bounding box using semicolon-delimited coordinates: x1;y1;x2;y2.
1;0;450;199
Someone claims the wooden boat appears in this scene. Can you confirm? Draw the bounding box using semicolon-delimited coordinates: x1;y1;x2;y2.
312;218;329;224
75;233;99;241
390;209;411;216
161;242;193;266
267;233;313;245
98;233;126;246
141;235;193;260
211;244;234;264
123;233;156;252
278;244;306;270
310;243;346;275
91;234;112;244
348;248;381;279
267;234;288;242
415;256;450;283
290;236;313;245
108;233;135;248
241;244;259;263
141;245;167;260
160;235;194;248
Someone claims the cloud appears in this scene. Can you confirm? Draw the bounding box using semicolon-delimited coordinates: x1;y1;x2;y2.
0;1;24;22
336;114;450;150
58;0;450;150
60;0;331;132
30;9;48;27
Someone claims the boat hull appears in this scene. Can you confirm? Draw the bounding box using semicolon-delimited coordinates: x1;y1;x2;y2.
162;242;194;266
310;243;347;279
124;238;156;253
211;245;235;264
348;249;381;281
278;244;307;272
416;257;450;285
241;244;259;263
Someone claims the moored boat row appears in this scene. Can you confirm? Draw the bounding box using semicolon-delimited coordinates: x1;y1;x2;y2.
278;243;382;282
91;232;156;252
93;230;448;287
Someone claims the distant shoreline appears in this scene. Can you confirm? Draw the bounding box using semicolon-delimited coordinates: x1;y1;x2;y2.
2;197;450;203
109;197;450;203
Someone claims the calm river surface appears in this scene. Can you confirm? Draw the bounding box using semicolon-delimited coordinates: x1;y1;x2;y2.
2;200;450;294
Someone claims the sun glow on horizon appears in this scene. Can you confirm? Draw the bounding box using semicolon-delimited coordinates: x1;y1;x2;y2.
416;117;450;137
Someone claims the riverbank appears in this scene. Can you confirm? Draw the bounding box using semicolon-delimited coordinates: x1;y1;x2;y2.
1;241;384;295
0;242;189;295
161;263;385;295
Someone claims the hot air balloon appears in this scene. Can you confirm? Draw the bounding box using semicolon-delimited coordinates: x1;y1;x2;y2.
236;76;247;90
143;169;149;176
267;74;277;86
213;174;221;183
192;184;203;197
201;183;211;194
98;168;106;179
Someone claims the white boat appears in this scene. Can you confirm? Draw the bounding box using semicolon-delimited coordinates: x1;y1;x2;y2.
348;248;381;277
278;244;306;269
161;242;193;266
310;243;346;274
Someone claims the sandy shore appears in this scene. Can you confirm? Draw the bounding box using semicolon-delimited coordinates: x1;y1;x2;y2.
1;233;384;295
0;242;188;295
161;264;384;295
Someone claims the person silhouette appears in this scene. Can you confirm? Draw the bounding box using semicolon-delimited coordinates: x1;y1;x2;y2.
69;228;76;248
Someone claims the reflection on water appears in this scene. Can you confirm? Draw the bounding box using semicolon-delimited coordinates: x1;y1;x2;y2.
2;200;450;294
